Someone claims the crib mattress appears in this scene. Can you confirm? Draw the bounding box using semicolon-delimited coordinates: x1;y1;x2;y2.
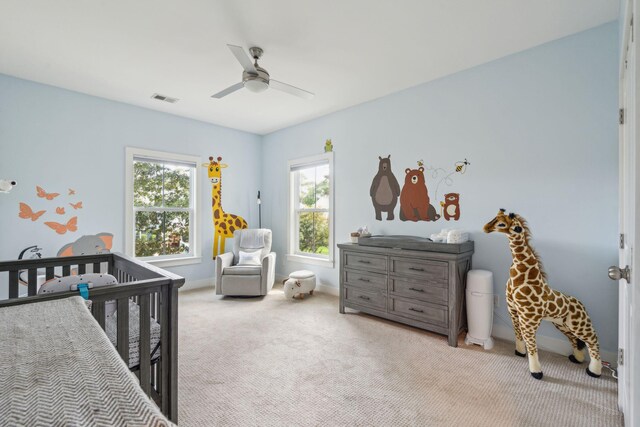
0;296;172;427
105;300;162;369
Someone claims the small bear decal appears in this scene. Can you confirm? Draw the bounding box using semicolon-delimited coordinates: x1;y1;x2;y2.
440;193;461;221
399;167;440;222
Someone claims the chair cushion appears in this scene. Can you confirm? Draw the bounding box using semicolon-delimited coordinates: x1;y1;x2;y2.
232;229;272;264
223;265;262;276
238;250;261;266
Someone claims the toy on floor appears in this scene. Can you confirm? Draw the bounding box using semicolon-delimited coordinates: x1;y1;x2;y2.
283;270;316;299
0;179;17;193
484;209;602;380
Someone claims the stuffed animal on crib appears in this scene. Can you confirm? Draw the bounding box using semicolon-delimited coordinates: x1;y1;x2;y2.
283;278;315;299
0;179;17;193
484;209;602;380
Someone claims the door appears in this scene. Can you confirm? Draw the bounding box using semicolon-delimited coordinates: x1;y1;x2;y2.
614;4;639;425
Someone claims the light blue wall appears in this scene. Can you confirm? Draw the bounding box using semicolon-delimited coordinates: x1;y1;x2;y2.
0;74;262;294
0;22;619;353
261;23;620;352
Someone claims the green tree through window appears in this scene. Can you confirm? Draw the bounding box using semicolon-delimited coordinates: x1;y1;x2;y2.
293;163;330;256
133;159;193;258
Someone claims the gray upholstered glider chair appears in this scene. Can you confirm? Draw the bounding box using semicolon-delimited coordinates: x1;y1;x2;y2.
215;229;276;296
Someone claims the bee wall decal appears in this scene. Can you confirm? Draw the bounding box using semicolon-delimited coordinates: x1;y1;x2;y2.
417;159;424;167
455;159;470;174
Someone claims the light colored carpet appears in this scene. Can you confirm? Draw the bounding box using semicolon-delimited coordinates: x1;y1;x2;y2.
178;286;622;427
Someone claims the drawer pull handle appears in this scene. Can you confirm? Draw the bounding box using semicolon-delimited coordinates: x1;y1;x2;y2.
409;287;425;293
409;307;424;313
358;260;371;264
409;267;425;272
359;278;371;283
358;295;371;301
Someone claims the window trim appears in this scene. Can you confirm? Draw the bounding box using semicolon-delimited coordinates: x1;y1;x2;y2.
125;147;201;267
287;152;334;268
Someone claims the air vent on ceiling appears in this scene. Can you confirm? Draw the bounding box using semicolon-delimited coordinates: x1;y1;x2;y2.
151;93;179;103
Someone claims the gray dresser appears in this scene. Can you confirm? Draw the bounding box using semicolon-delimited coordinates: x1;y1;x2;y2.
338;242;474;347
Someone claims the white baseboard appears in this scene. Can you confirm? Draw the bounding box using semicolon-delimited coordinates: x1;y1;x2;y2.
491;323;617;367
317;283;339;296
180;278;213;292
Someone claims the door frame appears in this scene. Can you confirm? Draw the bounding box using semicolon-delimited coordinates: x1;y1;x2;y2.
618;1;639;425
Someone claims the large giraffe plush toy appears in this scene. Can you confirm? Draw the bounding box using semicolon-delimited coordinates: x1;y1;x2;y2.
484;209;601;380
203;156;248;258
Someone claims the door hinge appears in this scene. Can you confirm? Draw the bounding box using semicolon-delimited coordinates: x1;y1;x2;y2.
620;233;625;249
620;108;625;125
619;348;624;366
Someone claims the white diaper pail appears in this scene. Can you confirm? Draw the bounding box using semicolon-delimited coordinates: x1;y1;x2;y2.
465;269;494;350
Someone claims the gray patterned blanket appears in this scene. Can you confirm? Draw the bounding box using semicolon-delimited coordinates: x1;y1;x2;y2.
0;297;173;427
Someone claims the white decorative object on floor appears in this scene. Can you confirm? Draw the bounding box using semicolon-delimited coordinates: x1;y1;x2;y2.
283;270;316;299
465;269;495;350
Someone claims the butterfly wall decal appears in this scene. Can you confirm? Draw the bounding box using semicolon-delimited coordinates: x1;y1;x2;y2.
44;216;78;235
56;207;66;215
68;188;76;195
36;186;59;200
69;201;83;210
18;203;46;221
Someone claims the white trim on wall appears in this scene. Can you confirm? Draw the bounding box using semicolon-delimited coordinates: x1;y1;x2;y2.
124;147;202;267
287;151;335;268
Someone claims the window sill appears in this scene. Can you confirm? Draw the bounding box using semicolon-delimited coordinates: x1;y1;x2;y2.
286;254;334;268
140;256;202;268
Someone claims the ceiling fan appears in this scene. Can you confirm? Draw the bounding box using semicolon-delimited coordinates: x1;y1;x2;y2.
211;45;314;100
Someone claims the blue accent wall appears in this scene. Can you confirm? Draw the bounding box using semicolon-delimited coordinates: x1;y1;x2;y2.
260;22;620;353
0;22;619;353
0;74;262;288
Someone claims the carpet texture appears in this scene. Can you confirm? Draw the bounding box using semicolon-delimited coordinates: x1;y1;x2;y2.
178;287;622;427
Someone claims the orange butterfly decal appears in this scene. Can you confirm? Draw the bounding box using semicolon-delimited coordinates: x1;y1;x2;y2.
18;203;46;221
36;186;60;200
56;207;66;215
68;188;76;195
44;216;78;235
69;201;83;210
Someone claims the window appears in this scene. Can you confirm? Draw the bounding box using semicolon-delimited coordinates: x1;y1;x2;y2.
288;152;334;267
125;148;201;267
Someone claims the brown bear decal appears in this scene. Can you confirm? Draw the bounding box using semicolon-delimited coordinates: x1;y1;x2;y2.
399;167;440;222
370;155;401;220
440;193;461;221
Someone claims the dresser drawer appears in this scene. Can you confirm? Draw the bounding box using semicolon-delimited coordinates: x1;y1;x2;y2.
344;251;387;273
344;286;386;311
390;277;447;304
344;269;387;291
389;297;448;327
390;257;448;282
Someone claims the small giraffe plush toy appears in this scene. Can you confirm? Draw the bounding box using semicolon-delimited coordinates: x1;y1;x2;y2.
484;209;601;380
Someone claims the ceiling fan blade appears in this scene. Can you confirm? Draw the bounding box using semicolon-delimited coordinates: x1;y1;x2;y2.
227;44;257;74
270;80;315;100
211;82;244;99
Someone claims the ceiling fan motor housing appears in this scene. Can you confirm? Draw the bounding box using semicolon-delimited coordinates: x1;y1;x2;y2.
243;66;270;93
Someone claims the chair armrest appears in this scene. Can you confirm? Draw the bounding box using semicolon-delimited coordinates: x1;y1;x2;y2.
215;252;234;294
261;252;277;294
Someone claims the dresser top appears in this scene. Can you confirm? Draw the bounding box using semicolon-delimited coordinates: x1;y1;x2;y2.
338;242;474;261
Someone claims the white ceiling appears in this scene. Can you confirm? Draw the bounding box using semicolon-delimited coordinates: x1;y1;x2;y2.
0;0;618;135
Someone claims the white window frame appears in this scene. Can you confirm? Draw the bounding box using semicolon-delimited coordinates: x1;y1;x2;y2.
287;152;334;268
125;147;201;267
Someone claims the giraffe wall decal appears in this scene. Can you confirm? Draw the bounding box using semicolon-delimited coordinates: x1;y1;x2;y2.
203;156;248;258
484;209;602;380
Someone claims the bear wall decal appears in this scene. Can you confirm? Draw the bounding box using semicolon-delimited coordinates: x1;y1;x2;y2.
399;167;440;222
370;155;401;221
441;193;461;221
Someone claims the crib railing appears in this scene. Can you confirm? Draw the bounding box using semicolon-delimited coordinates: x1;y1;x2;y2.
0;253;184;423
